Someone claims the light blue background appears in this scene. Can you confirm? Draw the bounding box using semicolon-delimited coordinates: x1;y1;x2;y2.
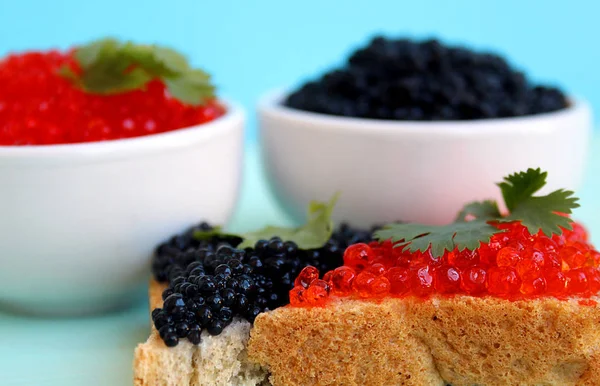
0;4;599;384
0;0;598;141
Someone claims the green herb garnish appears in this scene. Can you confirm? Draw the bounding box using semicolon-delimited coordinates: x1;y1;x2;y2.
374;168;579;257
193;225;238;242
193;194;339;250
496;169;579;236
59;38;214;105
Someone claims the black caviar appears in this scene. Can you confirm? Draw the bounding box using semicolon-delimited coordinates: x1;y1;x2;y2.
151;222;242;282
285;37;568;120
150;222;378;346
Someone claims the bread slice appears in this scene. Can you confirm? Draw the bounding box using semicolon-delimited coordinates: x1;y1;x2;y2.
133;281;268;386
248;296;600;386
134;280;600;385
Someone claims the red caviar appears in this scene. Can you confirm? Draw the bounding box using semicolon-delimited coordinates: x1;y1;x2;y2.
290;221;600;306
0;51;225;145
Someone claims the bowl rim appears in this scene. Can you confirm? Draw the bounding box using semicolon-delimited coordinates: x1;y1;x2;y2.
258;89;590;136
0;98;245;160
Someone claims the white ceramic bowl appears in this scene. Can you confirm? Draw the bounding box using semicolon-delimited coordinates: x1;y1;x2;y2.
0;101;244;315
259;91;592;227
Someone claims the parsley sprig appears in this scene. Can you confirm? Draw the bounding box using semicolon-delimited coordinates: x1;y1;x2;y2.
374;168;580;257
59;38;215;106
194;194;339;250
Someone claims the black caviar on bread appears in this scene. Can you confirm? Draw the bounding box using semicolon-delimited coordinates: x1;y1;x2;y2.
285;37;568;120
150;222;378;347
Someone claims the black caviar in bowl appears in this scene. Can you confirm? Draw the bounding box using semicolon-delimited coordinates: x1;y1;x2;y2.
285;37;568;120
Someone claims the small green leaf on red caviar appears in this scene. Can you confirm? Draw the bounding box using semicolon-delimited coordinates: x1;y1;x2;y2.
374;168;580;258
374;221;501;258
497;168;549;211
59;38;215;106
455;200;501;222
498;168;579;236
292;221;600;305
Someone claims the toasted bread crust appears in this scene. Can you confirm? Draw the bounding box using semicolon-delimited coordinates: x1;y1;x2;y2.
135;281;600;385
148;281;165;315
248;296;600;386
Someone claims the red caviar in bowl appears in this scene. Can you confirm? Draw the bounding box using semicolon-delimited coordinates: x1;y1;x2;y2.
290;221;600;306
0;51;225;146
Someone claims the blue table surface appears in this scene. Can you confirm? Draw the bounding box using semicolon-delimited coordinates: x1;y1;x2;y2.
1;141;598;386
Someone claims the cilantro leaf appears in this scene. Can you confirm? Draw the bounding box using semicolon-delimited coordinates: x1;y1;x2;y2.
497;168;548;212
75;38;120;68
237;194;339;249
193;226;239;241
192;194;339;250
455;200;501;222
60;38;215;106
500;188;579;236
497;168;579;236
71;39;151;94
165;70;215;106
81;66;152;94
374;221;500;258
143;45;190;74
57;66;80;85
375;168;580;258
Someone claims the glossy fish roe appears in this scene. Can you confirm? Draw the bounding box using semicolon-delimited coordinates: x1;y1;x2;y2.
290;221;600;306
285;37;568;121
0;50;225;146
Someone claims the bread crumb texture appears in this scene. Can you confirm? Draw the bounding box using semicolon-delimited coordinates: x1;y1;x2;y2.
134;280;600;385
248;296;600;386
133;281;268;386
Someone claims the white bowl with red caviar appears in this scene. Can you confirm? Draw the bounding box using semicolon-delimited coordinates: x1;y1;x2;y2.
0;46;245;314
0;103;244;314
259;91;592;227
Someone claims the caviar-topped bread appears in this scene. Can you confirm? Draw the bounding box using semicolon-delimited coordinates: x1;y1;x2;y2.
132;36;587;386
134;168;600;385
134;280;267;385
249;296;600;385
248;223;600;385
134;214;376;385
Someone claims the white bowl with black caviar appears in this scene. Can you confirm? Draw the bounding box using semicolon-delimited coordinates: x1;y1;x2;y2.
0;40;245;315
258;38;592;227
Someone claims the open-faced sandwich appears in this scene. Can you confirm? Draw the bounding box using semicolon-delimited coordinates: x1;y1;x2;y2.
134;168;600;385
